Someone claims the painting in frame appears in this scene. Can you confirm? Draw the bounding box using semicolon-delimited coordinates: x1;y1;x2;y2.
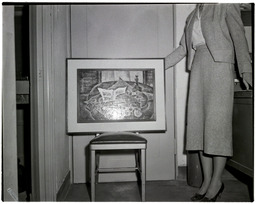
67;58;166;133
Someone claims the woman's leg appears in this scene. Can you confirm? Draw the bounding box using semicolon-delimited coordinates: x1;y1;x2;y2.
197;151;212;195
205;156;227;198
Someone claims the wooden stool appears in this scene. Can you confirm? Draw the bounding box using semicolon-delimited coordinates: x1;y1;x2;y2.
90;132;147;201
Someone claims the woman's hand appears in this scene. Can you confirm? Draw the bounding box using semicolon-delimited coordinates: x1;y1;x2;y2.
242;72;253;90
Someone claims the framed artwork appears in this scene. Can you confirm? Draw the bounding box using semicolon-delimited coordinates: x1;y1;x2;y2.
67;58;166;133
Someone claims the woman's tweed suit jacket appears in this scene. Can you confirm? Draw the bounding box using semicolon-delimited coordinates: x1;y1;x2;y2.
165;4;252;76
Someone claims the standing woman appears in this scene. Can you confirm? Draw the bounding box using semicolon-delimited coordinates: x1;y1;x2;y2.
165;4;252;202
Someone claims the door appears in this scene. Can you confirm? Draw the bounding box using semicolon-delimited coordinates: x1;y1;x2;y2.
2;5;19;201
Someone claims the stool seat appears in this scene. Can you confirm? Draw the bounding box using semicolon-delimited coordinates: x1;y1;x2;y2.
90;132;147;144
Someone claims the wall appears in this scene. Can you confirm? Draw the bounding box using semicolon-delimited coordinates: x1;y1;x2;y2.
52;5;71;193
174;4;196;167
70;4;176;182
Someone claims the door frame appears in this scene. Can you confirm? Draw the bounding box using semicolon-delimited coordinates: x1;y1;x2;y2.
29;5;56;201
2;5;19;201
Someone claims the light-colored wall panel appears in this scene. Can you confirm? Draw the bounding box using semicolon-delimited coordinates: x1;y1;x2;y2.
85;5;158;58
174;4;195;167
71;4;175;182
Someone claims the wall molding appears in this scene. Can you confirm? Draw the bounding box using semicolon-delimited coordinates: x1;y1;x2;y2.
29;5;56;201
57;171;71;201
177;166;187;181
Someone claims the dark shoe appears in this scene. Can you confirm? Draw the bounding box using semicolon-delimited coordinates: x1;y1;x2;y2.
200;183;224;202
191;193;206;201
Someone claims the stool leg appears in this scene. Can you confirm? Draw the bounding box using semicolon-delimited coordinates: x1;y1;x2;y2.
135;150;140;169
141;149;146;201
96;152;100;184
91;150;96;202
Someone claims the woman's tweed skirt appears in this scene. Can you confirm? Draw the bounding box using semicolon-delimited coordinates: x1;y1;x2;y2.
186;45;234;157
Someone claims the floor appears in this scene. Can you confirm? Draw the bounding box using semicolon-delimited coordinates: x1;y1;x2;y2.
64;167;253;202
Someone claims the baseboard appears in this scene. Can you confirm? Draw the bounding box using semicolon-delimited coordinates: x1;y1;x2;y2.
57;171;71;201
177;166;187;181
177;165;238;182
